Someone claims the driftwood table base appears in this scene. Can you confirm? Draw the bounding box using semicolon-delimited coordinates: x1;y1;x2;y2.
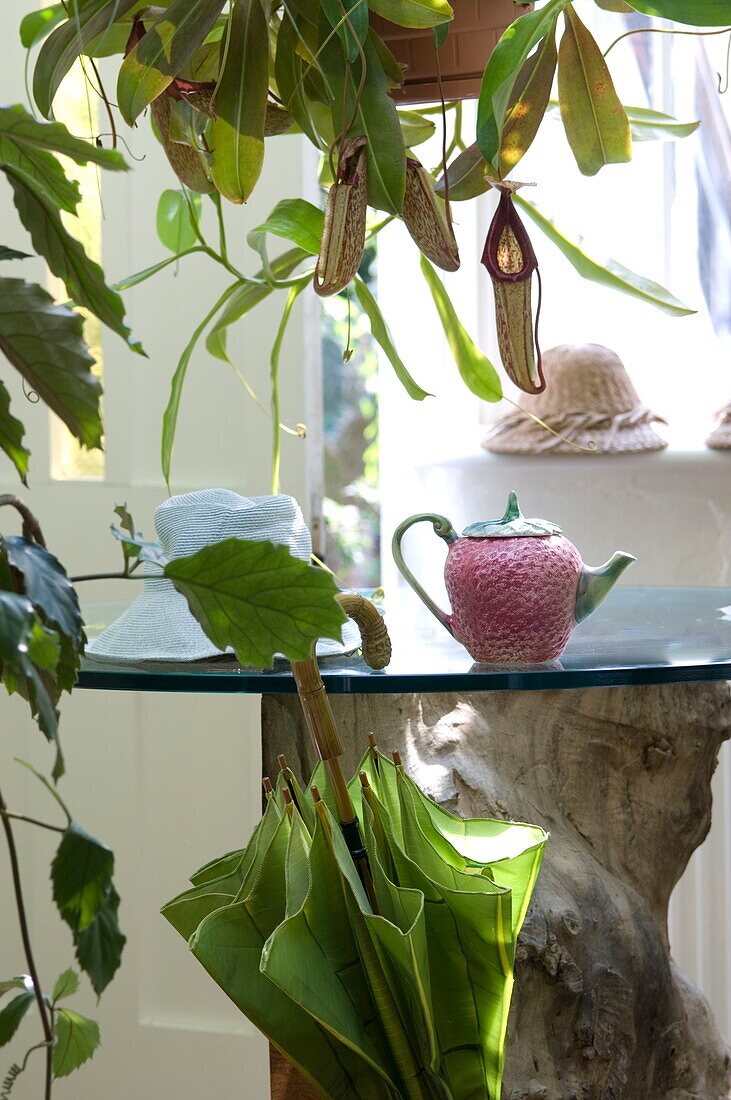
263;681;731;1100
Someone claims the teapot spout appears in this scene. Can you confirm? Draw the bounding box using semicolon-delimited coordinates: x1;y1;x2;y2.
574;552;636;624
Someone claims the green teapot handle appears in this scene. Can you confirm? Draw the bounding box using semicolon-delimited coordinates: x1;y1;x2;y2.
391;514;459;634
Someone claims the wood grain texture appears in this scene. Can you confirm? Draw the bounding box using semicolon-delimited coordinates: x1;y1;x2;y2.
262;681;731;1099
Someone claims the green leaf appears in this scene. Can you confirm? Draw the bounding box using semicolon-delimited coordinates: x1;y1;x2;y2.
3;537;84;654
435;142;491;202
52;823;114;932
0;277;102;452
625;0;731;23
594;0;633;9
0;106;127;173
164;539;347;667
156;189;202;253
161;283;240;488
625;104;700;142
20;5;64;49
27;622;61;673
113;503;141;572
515;195;696;316
558;6;632;176
419;257;503;402
327;31;407;214
368;0;453;29
274;16;320;148
0;591;61;769
0;993;34;1048
399;111;437;149
52;969;79;1004
477;0;569;169
52;1009;100;1078
247;200;324;281
205;247;310;361
75;887;125;996
499;27;558;179
0;379;29;483
0;246;31;262
0;980;28;1000
322;0;369;62
209;0;269;204
354;278;430;400
117;0;227;125
7;172;140;352
34;0;141;118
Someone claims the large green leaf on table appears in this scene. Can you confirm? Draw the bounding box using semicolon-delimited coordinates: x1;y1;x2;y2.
499;27;558;179
355;277;431;400
0;380;29;483
52;1009;100;1078
625;0;731;22
205;247;311;360
0;591;61;774
209;0;269;204
326;31;407;214
368;0;453;28
117;0;227;124
558;6;631;176
247;199;324;282
419;257;503;402
156;189;202;253
161;283;240;488
477;0;569;169
7;173;140;353
0;992;35;1047
436;142;491;202
20;5;65;49
0;278;102;453
322;0;369;62
164;538;347;667
0;105;127;215
2;535;84;692
514;195;696;316
34;0;140;119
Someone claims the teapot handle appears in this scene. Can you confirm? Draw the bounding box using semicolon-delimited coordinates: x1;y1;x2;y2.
391;514;458;634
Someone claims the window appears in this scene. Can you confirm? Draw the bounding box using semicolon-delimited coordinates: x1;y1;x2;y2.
48;62;104;481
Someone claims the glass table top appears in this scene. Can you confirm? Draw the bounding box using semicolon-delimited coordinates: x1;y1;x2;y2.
78;586;731;695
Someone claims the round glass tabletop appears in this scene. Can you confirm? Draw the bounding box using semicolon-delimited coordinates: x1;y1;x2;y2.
78;585;731;695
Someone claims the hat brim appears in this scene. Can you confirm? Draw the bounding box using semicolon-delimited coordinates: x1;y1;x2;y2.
87;578;362;663
483;421;667;455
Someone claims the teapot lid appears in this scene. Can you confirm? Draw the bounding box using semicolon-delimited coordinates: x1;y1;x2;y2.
462;491;562;538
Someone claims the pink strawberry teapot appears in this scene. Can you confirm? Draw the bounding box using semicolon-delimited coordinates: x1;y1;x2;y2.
392;491;636;664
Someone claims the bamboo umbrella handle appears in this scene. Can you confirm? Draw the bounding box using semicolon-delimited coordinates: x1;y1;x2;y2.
291;594;390;844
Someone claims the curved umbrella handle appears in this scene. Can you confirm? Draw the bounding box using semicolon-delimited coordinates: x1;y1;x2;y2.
392;513;458;634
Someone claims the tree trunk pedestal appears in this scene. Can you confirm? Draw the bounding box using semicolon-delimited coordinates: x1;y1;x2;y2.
262;681;731;1099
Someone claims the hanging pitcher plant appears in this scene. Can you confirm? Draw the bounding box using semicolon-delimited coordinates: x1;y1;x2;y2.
21;0;726;484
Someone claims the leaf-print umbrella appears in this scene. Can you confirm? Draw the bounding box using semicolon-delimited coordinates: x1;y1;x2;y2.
162;596;547;1099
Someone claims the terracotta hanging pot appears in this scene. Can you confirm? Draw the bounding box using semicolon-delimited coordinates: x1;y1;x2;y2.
371;0;533;104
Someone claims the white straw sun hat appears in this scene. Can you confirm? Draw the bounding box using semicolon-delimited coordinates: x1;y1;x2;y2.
706;400;731;450
87;489;360;662
483;344;668;455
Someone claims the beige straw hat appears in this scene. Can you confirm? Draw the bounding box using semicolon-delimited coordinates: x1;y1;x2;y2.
706;401;731;450
483;344;668;455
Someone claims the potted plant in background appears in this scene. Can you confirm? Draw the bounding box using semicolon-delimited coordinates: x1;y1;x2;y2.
21;0;714;488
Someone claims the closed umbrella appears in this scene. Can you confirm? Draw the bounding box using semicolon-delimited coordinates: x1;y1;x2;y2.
162;596;547;1099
